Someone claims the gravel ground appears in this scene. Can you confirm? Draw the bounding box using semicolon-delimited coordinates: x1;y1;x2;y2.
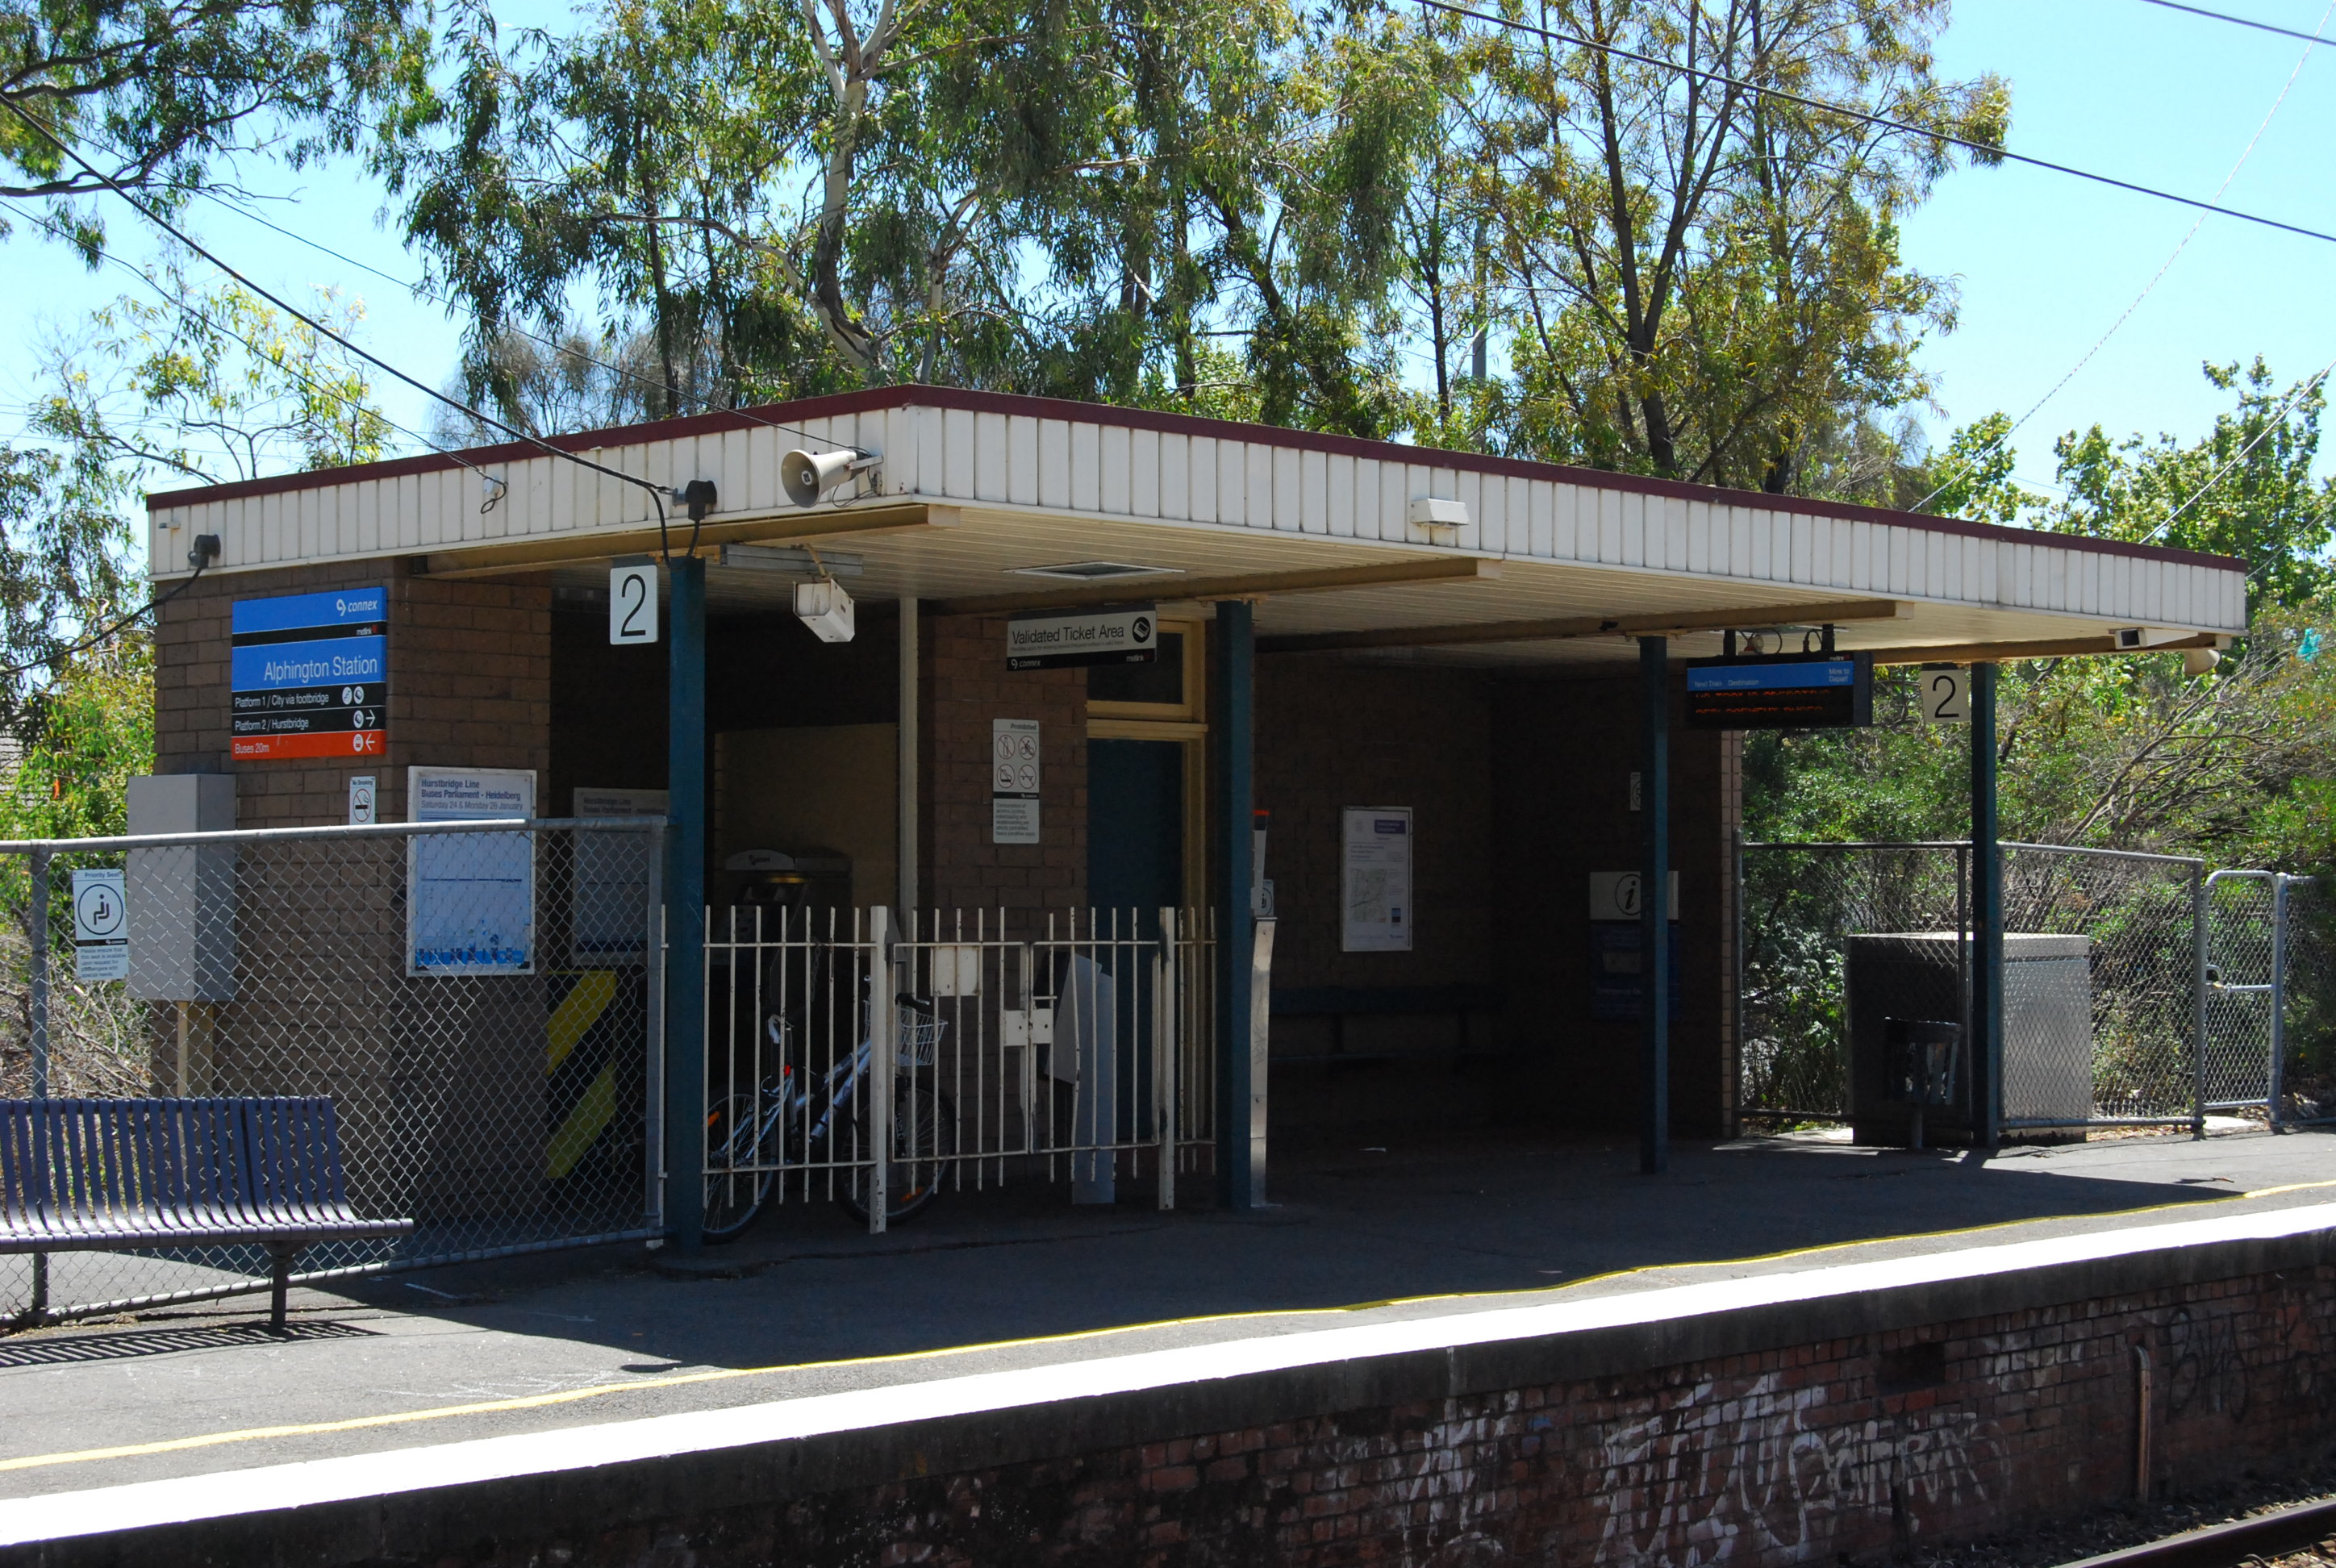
1907;1445;2336;1565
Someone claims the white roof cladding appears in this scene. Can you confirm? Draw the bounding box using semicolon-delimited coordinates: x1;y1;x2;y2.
144;386;2248;639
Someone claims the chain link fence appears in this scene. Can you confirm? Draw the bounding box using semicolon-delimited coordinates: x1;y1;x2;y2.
1737;840;2328;1138
2276;876;2332;1127
2;818;663;1326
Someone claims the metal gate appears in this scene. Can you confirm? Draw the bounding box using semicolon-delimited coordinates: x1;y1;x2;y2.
2205;870;2327;1129
704;906;1217;1232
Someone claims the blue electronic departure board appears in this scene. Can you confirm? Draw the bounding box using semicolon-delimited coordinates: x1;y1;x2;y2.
1683;652;1873;729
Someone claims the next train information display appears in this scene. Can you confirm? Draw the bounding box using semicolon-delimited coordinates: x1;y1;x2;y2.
230;586;388;760
1683;651;1873;730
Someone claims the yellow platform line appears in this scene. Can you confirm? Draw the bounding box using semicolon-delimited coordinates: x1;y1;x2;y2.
3;1178;2330;1480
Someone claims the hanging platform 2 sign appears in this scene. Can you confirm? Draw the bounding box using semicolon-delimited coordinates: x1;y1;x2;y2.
1684;652;1872;730
231;586;388;760
1006;607;1156;670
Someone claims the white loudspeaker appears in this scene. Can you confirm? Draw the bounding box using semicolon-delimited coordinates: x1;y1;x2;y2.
2182;647;2220;678
794;578;856;643
782;448;863;507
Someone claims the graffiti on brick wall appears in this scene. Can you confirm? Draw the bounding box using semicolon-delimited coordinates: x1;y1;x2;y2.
2165;1306;2250;1420
1591;1371;1994;1566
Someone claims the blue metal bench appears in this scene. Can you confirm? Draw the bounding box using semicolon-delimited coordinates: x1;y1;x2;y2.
0;1098;413;1330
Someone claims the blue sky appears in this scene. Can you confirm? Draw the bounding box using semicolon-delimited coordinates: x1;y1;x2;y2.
6;0;2335;494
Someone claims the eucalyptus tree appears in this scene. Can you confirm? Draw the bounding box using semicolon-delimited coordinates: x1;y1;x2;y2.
1460;0;2006;484
381;0;1448;430
1;0;431;252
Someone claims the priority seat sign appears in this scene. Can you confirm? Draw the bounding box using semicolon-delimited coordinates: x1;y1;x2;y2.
230;586;388;761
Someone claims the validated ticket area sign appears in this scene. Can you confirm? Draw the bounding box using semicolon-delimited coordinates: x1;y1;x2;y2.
1683;652;1872;730
230;586;388;760
1005;606;1156;669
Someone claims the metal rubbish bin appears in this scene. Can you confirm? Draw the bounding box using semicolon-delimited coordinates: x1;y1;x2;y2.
1884;1018;1961;1151
1847;932;2092;1146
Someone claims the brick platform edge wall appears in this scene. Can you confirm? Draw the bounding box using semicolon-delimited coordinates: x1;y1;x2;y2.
11;1209;2333;1568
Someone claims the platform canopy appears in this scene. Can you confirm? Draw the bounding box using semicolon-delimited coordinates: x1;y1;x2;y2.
144;386;2246;667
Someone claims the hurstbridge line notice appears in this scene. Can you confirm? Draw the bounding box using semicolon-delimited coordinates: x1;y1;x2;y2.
230;586;388;761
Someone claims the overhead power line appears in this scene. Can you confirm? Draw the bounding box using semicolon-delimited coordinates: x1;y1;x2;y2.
2139;0;2333;45
171;189;837;457
1413;0;2336;248
2138;358;2335;548
1912;0;2333;512
5;199;504;492
0;98;718;561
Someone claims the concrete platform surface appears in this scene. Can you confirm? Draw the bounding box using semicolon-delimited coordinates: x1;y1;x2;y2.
0;1128;2328;1503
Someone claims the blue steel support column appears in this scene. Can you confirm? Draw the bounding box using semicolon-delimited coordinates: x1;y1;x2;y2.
664;556;708;1249
1640;636;1670;1176
1969;661;2003;1148
1212;600;1260;1209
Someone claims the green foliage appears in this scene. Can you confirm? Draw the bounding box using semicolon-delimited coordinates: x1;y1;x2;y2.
1462;0;2004;484
1;263;392;828
0;0;432;247
2044;360;2335;614
33;263;395;484
382;0;1440;428
0;644;152;840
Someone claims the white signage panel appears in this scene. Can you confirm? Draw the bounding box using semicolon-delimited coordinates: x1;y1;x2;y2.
1919;664;1969;725
407;766;537;976
1587;871;1681;922
610;562;658;644
1341;807;1412;953
1005;607;1156;670
991;719;1041;844
348;774;377;825
72;868;128;981
571;787;668;962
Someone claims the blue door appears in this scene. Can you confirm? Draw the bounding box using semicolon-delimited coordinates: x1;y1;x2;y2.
1087;739;1183;930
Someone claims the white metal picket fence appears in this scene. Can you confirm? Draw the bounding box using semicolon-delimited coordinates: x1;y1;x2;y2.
702;906;1217;1236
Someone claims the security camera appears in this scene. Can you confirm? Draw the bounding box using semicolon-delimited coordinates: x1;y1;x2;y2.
781;447;879;507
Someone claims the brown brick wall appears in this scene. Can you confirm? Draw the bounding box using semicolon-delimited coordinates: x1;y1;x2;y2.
1246;660;1733;1140
1254;659;1496;995
920;612;1088;918
1492;674;1731;1138
415;1260;2336;1568
156;560;552;824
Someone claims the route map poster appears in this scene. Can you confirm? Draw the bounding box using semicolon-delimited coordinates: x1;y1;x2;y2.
1341;807;1412;953
229;586;387;761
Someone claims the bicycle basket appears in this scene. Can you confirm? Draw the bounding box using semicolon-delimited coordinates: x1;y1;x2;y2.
896;1012;945;1066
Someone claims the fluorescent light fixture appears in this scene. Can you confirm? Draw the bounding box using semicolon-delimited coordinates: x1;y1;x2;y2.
718;544;864;577
794;578;856;643
1007;561;1183;581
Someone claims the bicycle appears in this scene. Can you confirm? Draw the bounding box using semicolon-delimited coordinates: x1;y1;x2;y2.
701;990;957;1241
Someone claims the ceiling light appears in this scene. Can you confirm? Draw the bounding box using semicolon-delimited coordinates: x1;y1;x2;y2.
1007;561;1183;581
717;544;864;577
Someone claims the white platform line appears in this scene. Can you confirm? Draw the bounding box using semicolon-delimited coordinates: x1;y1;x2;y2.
2;1199;2330;1547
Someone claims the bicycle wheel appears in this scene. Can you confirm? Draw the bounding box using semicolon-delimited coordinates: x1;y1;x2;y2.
702;1093;776;1243
836;1084;957;1226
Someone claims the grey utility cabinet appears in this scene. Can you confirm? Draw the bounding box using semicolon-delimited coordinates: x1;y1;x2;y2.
1846;932;2092;1145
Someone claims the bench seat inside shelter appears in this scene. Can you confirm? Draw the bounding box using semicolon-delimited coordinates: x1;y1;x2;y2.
0;1097;412;1328
1271;986;1508;1065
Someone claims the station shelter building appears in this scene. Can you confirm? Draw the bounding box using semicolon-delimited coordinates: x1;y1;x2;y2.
138;386;2249;1195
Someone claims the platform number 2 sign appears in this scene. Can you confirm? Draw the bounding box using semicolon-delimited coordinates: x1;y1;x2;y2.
610;562;658;645
1920;664;1968;725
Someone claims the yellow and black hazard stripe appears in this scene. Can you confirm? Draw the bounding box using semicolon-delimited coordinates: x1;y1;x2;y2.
544;970;644;1181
